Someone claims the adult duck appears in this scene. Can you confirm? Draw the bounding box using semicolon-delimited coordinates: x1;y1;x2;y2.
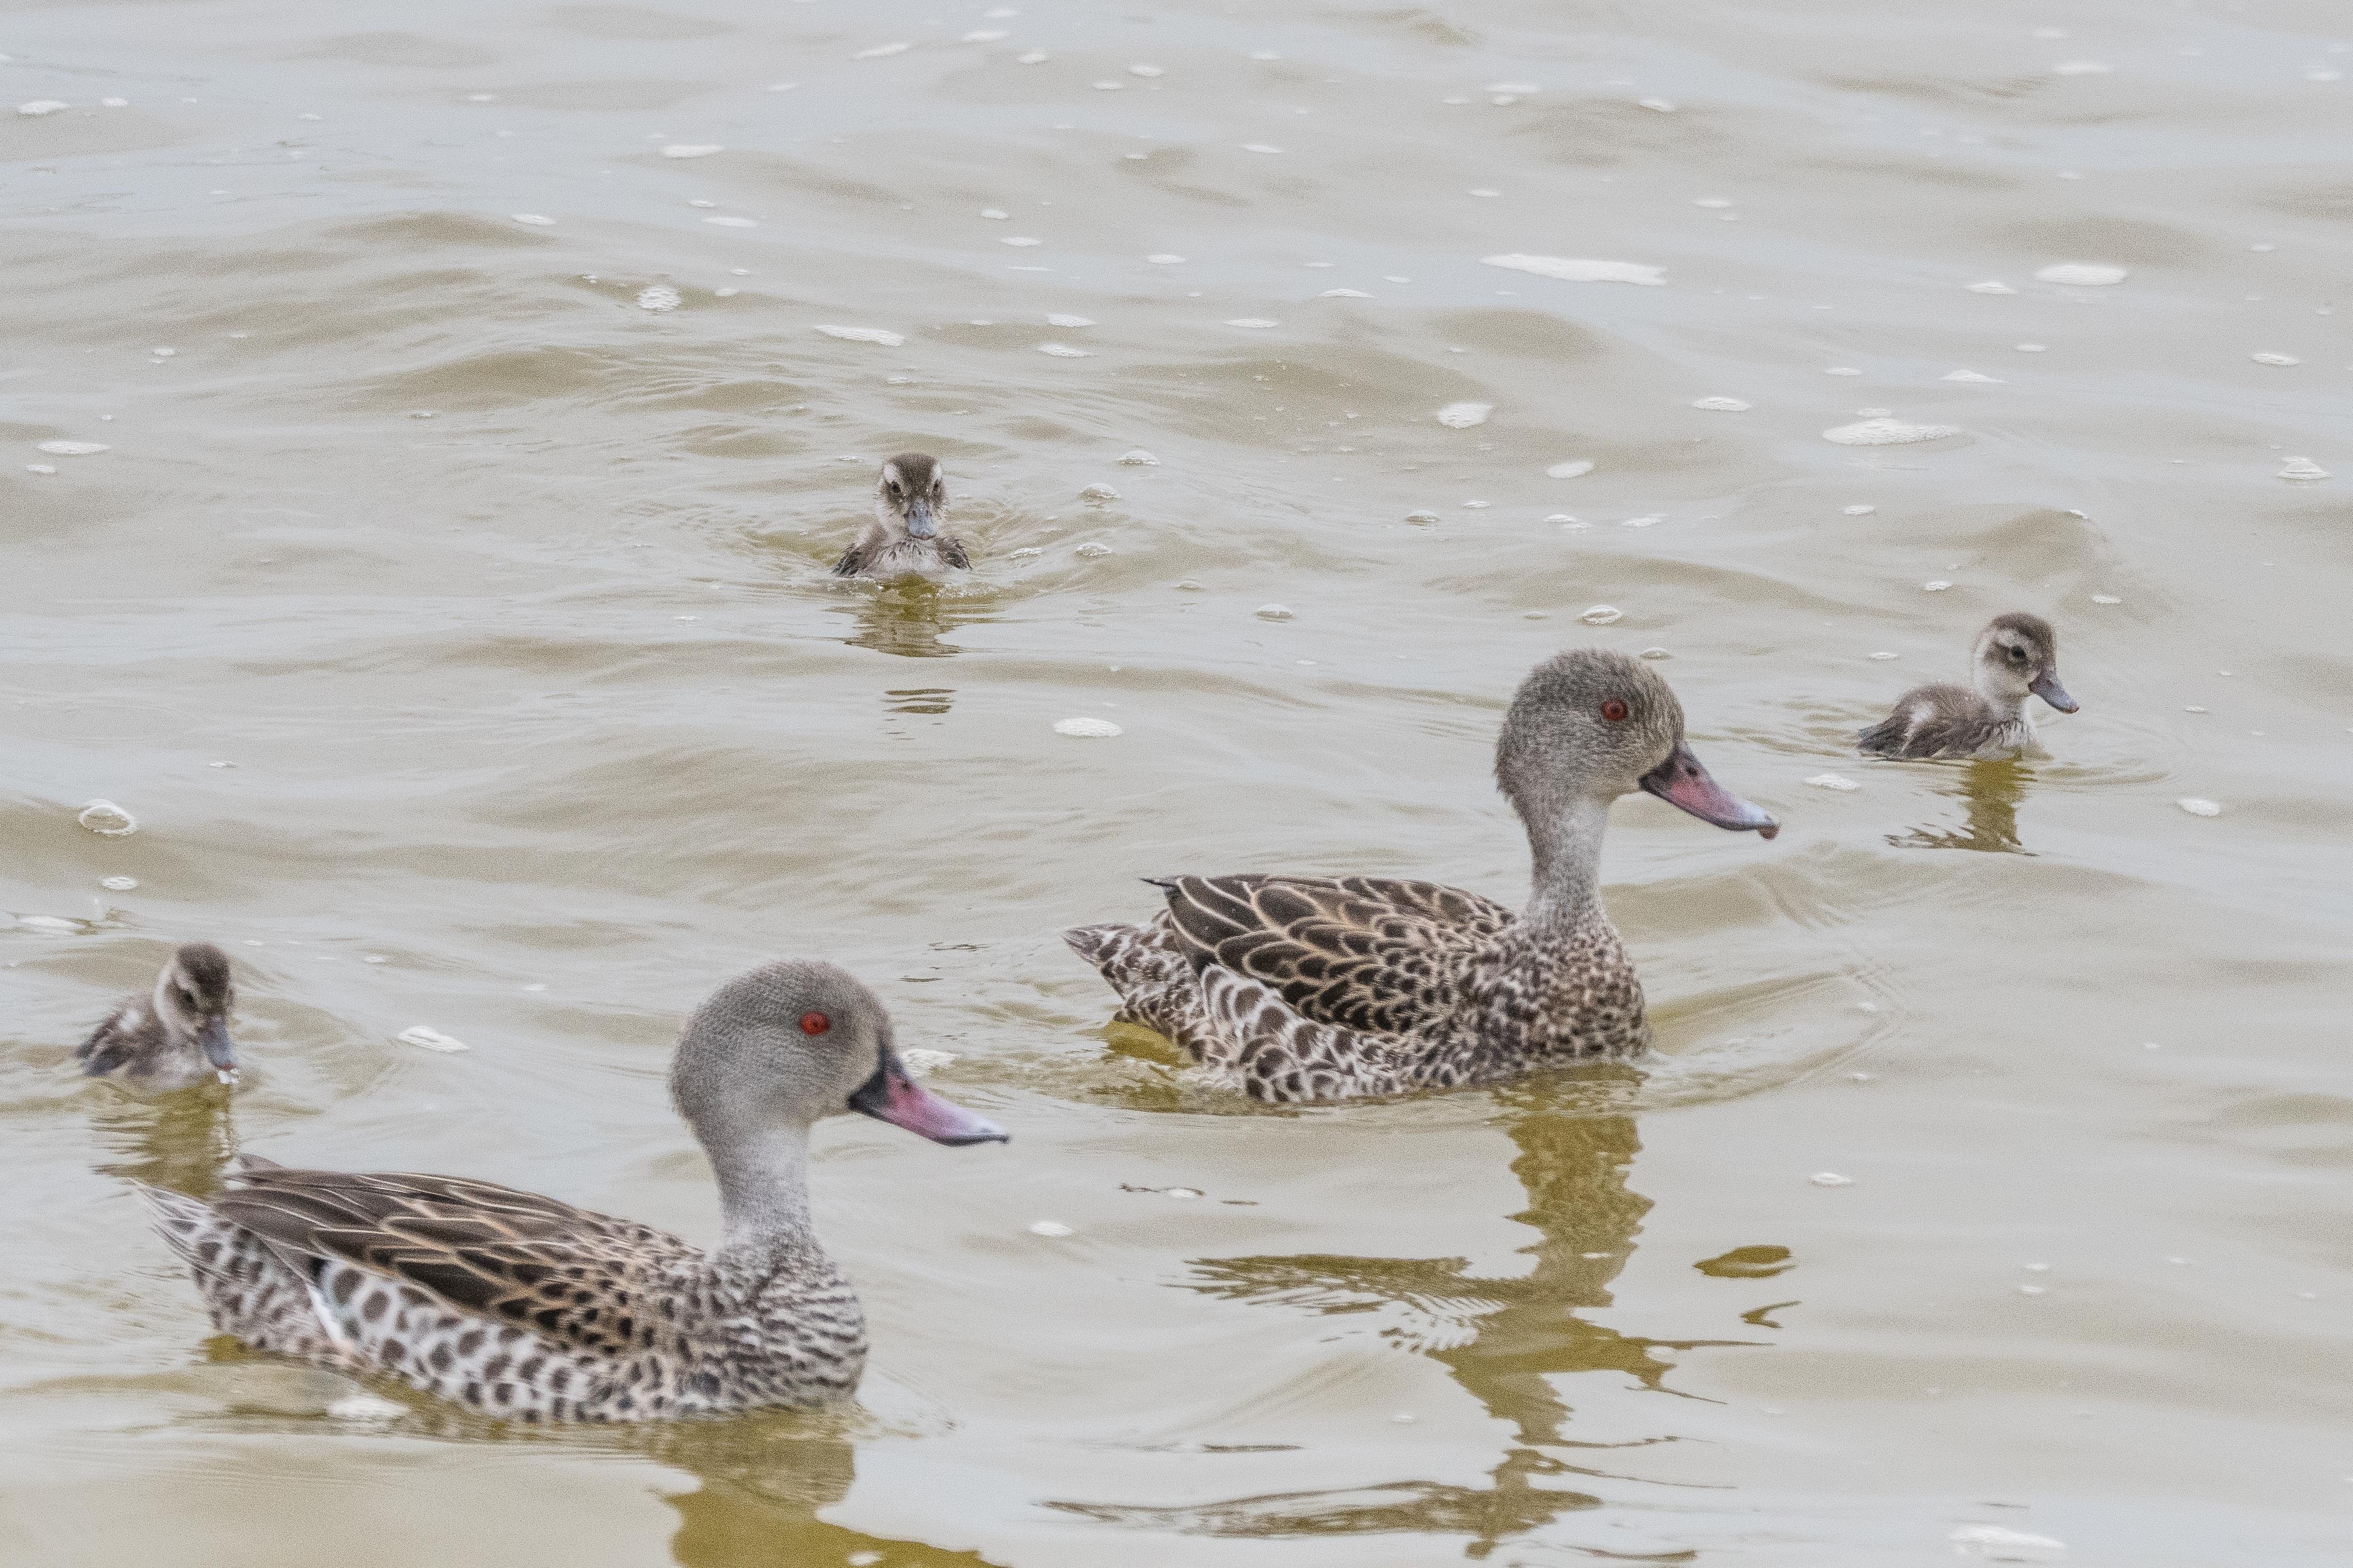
1858;612;2077;760
76;942;239;1092
1065;650;1778;1103
832;453;970;579
140;960;1005;1421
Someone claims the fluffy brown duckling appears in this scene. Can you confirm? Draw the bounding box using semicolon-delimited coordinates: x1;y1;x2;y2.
1859;612;2079;760
75;942;240;1092
831;452;969;580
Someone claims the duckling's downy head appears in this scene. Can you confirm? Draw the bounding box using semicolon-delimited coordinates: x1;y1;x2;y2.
1973;612;2076;713
155;941;238;1082
1498;649;1778;838
672;958;1006;1148
874;452;948;541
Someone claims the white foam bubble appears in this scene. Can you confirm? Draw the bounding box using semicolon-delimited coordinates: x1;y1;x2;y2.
1436;402;1492;428
1037;343;1091;356
1580;605;1622;624
1017;51;1048;64
1843;504;1877;515
963;30;1007;43
2051;60;2113;75
101;876;139;891
1255;604;1295;620
1547;460;1595;479
1638;96;1677;112
661;144;722;158
2177;797;2222;817
1806;774;1861;791
2278;456;2330;480
1079;484;1120;501
37;440;109;456
2036;262;2126;286
1242;143;1283;153
17;100;69;116
1318;288;1373;298
1146;253;1186;264
2251;352;2300;366
817;325;905;346
853;41;911;59
1483;254;1665;286
1943;370;2002;383
2091;594;2122;604
1225;317;1279;328
1119;448;1159;465
1825;366;1863;376
635;285;681;312
1810;1172;1854;1187
77;799;137;835
1694;197;1732;208
1029;1220;1074;1237
703;215;757;227
1966;281;2017;294
1951;1525;2067;1563
1691;396;1751;411
1823;418;1960;446
900;1047;958;1076
1001;235;1042;246
1129;63;1163;77
397;1025;470;1052
1924;580;1952;592
1046;313;1095;327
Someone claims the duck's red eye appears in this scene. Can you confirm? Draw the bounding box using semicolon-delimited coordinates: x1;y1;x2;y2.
1601;699;1629;722
799;1011;831;1036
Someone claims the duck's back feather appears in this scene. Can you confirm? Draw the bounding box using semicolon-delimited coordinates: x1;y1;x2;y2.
1158;874;1514;1035
206;1166;693;1362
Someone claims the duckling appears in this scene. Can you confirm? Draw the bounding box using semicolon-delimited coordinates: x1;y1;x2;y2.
76;942;240;1092
1859;612;2079;761
832;452;969;580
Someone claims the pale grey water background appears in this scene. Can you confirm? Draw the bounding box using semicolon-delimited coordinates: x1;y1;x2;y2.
5;1;2352;1563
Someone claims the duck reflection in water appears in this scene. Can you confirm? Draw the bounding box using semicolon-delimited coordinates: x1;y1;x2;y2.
832;576;995;666
87;1088;237;1200
1889;758;2031;854
652;1417;996;1568
1054;1073;1761;1555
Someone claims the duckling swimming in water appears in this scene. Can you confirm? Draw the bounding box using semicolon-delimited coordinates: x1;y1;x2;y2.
1859;612;2079;761
832;453;969;580
76;942;240;1092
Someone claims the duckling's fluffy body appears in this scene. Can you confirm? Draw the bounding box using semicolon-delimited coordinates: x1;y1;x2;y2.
1859;613;2079;761
1067;651;1778;1103
76;942;239;1093
833;452;969;580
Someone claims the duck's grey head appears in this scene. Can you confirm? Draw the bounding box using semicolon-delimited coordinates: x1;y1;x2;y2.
1973;612;2076;713
154;941;238;1083
672;959;1006;1148
1497;649;1778;838
875;452;948;541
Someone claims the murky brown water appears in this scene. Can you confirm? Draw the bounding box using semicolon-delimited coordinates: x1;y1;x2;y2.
7;1;2352;1562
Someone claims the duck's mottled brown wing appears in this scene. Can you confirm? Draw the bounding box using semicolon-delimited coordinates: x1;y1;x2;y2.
831;541;872;578
935;533;971;569
1159;874;1513;1036
209;1167;694;1358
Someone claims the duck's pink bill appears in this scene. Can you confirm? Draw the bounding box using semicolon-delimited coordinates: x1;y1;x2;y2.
852;1055;1009;1145
1640;741;1780;839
